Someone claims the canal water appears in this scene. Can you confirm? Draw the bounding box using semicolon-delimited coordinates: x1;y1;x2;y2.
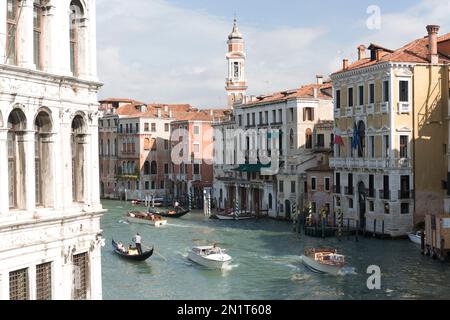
101;200;450;300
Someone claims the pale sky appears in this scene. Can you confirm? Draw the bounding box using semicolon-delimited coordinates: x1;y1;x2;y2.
97;0;450;108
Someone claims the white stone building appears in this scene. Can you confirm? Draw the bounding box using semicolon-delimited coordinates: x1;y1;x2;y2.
0;0;104;300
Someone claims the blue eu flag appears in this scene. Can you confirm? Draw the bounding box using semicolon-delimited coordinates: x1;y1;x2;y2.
352;124;359;150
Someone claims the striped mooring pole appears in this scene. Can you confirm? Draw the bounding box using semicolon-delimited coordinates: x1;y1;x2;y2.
188;193;192;211
292;202;297;231
338;209;344;240
235;198;240;216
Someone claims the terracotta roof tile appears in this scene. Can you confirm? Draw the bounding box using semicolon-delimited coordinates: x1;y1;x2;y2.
333;33;450;75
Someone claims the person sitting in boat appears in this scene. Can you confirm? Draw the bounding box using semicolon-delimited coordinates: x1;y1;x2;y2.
128;245;138;255
117;242;126;252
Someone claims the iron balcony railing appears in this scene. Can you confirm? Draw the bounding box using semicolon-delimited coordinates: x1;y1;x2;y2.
398;190;415;200
379;190;391;200
333;185;341;194
344;186;354;196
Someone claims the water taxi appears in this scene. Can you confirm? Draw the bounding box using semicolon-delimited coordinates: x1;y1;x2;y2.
187;245;232;269
301;248;345;275
125;211;168;227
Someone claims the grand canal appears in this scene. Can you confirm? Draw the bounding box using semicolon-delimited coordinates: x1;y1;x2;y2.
101;200;450;300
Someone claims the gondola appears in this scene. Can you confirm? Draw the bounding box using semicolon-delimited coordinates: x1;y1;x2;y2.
112;239;154;261
148;206;190;218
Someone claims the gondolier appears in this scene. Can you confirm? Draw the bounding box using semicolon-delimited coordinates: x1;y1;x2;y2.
133;233;142;254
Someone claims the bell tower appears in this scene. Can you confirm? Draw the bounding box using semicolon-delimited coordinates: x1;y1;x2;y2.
226;18;247;108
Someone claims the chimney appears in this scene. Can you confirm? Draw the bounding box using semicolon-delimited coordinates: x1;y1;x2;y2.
313;88;318;98
426;25;440;64
164;105;169;112
375;49;383;61
316;75;324;85
169;110;173;118
210;109;214;116
358;45;366;60
157;109;161;117
343;59;349;70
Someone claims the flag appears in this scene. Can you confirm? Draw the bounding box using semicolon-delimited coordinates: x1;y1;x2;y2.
334;135;345;146
352;123;359;150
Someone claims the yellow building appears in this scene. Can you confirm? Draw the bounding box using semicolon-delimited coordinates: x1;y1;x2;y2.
330;25;450;237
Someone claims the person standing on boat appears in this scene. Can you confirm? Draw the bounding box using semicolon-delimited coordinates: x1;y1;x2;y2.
133;233;142;254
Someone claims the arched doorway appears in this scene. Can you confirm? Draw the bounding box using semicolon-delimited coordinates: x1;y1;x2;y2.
285;200;291;220
358;181;366;230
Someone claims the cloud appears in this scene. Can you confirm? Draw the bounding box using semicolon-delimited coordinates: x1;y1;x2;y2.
96;0;329;107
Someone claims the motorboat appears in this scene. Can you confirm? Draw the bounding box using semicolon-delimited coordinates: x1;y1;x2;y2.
301;248;345;275
125;211;167;227
408;231;423;245
112;239;154;261
187;245;232;269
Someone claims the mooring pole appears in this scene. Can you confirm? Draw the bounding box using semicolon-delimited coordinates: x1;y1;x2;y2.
373;219;377;238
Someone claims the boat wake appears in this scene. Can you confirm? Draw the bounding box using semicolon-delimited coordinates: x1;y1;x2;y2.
291;273;312;282
222;263;239;272
118;220;129;225
337;267;357;276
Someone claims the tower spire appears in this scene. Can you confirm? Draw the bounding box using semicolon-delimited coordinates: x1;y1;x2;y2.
226;18;247;108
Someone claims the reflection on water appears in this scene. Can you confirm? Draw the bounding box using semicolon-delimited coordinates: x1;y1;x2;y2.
101;200;450;300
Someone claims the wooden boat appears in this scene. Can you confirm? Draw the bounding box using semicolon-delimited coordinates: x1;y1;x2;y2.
125;211;167;227
112;239;154;261
301;248;345;275
212;212;254;221
408;231;423;245
187;245;232;269
148;206;190;218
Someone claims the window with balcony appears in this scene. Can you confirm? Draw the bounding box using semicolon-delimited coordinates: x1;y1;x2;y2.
368;174;375;198
279;180;284;193
348;88;354;107
358;85;364;106
238;115;242;126
400;135;408;158
272;110;276;123
335;90;341;109
383;135;390;158
369;83;375;104
382;80;390;102
399;80;409;102
291;181;296;193
357;121;366;158
368;136;375;158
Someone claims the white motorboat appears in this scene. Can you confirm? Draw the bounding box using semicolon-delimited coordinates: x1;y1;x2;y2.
187;246;232;269
125;211;167;227
301;248;345;275
408;231;423;245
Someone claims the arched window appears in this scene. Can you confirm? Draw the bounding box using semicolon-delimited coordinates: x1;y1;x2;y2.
357;121;366;158
35;110;53;207
289;129;295;149
144;161;150;175
72;115;86;203
305;129;313;149
6;0;19;65
7;108;27;209
150;161;157;175
69;0;84;76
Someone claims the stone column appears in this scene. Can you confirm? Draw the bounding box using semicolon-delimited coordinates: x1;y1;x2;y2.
40;133;56;208
0;129;9;214
17;0;35;69
22;130;35;213
89;242;103;300
42;4;58;74
89;116;101;209
88;0;98;80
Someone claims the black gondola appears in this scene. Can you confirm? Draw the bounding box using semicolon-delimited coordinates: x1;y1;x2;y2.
148;207;190;218
112;239;154;261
